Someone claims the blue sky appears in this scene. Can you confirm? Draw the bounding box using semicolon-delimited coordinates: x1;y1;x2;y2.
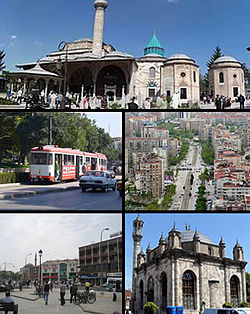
86;113;122;137
125;214;250;290
1;0;250;74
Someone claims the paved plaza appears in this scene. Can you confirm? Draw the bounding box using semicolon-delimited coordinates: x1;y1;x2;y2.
0;289;122;314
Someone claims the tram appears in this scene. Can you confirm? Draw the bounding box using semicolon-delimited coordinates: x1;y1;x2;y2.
29;145;107;182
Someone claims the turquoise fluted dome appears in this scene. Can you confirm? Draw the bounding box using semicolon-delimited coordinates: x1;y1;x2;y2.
144;33;164;57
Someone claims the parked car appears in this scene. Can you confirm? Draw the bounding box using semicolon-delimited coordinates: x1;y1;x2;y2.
79;170;116;193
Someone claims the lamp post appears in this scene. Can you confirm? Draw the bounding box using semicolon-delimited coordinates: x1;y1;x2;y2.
100;228;109;290
57;41;69;109
38;249;43;297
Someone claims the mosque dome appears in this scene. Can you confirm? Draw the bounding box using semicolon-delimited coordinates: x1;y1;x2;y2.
180;229;215;245
144;33;164;57
167;53;193;61
214;56;239;64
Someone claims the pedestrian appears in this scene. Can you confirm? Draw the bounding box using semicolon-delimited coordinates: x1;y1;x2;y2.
43;280;50;305
112;287;117;301
226;97;231;108
60;281;66;306
17;88;23;104
143;97;151;109
70;283;78;303
101;96;108;109
50;91;57;109
82;163;87;176
50;281;53;292
127;97;138;110
85;281;90;293
55;158;60;181
215;94;220;110
6;89;11;100
40;90;45;104
238;94;245;109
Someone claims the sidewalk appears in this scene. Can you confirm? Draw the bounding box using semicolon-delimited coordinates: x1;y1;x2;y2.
0;181;80;200
0;289;122;314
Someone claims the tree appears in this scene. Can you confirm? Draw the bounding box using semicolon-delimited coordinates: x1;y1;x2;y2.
206;46;223;69
241;63;250;86
0;50;5;72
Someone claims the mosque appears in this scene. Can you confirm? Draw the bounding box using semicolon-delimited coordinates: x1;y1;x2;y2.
131;215;247;314
8;0;245;107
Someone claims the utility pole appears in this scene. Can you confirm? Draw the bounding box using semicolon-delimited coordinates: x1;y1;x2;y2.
49;116;52;145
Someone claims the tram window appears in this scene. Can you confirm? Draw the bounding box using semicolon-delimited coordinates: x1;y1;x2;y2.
86;157;91;165
80;157;83;164
91;157;97;164
30;153;53;165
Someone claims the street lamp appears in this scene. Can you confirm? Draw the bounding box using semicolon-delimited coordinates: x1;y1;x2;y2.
38;249;43;297
57;41;69;109
100;228;109;290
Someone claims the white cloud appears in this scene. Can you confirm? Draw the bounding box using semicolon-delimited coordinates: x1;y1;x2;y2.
166;0;179;2
10;35;17;40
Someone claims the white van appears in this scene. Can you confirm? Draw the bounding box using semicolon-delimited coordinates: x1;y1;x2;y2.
204;308;250;314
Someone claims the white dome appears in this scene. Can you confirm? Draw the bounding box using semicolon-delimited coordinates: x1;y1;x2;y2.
180;230;215;245
214;56;239;63
168;53;193;61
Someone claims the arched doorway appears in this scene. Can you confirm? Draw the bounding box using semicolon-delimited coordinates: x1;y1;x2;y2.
96;65;127;99
69;67;93;95
147;276;154;302
230;275;240;307
160;272;167;310
139;280;144;310
182;270;196;310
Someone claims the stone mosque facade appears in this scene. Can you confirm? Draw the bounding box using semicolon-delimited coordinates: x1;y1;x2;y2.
9;0;245;106
131;216;247;314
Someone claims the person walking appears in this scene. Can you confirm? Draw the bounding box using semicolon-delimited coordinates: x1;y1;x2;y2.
55;158;60;181
215;95;220;110
49;281;53;292
43;281;50;305
112;286;117;301
60;281;66;306
17;88;23;104
238;94;245;109
82;163;87;176
127;97;138;110
70;283;78;303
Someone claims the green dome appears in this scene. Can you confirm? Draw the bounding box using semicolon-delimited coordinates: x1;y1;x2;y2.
144;33;164;57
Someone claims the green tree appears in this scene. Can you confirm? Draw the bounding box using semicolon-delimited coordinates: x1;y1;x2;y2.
206;46;223;69
246;272;250;302
0;50;5;72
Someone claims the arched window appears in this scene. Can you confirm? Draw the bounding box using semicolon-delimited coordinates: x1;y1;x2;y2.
219;72;224;84
147;276;154;302
230;275;240;307
193;71;196;82
208;246;213;256
149;67;156;78
182;271;196;310
139;280;144;309
160;272;167;310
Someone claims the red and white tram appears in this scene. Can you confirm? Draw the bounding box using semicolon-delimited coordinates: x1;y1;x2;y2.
29;145;107;182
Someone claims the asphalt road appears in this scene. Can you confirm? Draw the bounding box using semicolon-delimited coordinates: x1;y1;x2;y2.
0;188;122;210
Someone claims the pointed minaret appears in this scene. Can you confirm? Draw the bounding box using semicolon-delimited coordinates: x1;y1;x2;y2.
132;215;144;291
168;222;181;249
193;229;201;253
159;233;166;253
34;253;37;266
92;0;108;56
219;236;226;258
233;239;244;261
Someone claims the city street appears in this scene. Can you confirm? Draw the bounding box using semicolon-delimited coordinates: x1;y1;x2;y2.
0;289;122;314
171;140;206;210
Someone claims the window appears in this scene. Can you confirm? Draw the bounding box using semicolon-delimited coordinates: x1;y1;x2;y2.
208;246;213;256
30;153;53;165
181;72;186;78
64;154;74;165
193;71;196;82
180;88;187;100
149;67;156;78
148;88;155;98
230;276;240;307
147;277;154;302
85;157;91;165
182;271;195;309
219;72;224;83
233;87;239;97
167;90;171;97
233;74;237;78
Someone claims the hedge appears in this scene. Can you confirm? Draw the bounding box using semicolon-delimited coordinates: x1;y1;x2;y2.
0;172;29;184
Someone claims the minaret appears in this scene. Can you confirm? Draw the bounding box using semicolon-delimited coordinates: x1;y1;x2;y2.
34;253;37;266
233;240;244;261
92;0;108;56
132;215;144;291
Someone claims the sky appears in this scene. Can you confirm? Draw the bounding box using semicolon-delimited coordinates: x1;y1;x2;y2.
0;213;121;271
125;214;250;290
1;0;250;74
86;113;122;138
